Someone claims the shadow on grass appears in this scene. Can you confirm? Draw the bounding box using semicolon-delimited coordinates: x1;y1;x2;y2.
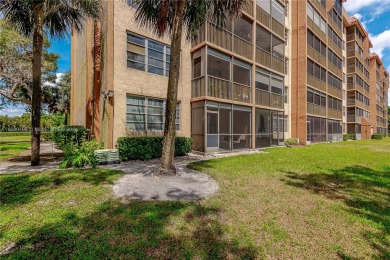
0;169;123;207
7;200;258;259
282;166;390;258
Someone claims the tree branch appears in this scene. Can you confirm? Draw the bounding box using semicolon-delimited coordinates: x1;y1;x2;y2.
0;90;32;105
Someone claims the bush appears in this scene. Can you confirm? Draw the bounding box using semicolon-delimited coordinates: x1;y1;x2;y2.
117;136;193;161
52;125;88;148
343;134;356;141
60;140;103;169
371;133;383;140
285;138;299;146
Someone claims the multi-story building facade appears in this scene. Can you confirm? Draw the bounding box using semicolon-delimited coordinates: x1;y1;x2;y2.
70;0;389;151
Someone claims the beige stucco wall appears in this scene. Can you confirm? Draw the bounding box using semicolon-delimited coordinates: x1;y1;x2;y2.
111;1;192;146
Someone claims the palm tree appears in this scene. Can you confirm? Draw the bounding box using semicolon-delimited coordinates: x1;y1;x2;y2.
134;0;246;175
0;0;101;166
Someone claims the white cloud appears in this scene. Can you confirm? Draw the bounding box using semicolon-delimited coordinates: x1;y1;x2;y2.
0;106;26;117
344;0;390;16
43;73;64;88
369;30;390;58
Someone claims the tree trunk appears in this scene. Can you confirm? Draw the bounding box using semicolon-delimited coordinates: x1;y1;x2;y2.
159;0;185;175
31;3;44;166
64;108;68;125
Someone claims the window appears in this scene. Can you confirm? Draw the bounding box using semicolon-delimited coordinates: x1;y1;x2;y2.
271;0;285;24
307;30;326;57
307;58;326;82
127;33;170;76
126;96;180;131
234;17;252;42
307;87;326;107
307;2;326;33
257;0;270;14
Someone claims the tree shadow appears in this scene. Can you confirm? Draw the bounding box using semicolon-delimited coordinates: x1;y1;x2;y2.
282;165;390;258
0;169;123;207
6;200;258;259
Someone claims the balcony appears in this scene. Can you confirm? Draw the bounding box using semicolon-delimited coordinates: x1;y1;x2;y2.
347;83;369;97
347;65;364;80
256;5;271;28
192;77;205;98
307;45;326;67
270;93;284;109
255;89;270;107
328;109;342;119
347;98;369;111
347;49;364;64
327;15;342;38
309;0;326;18
328;62;342;78
347;115;361;123
242;0;253;17
307;74;326;92
192;76;252;104
328;86;342;99
272;18;284;39
207;22;232;52
307;17;326;43
255;47;284;74
255;6;284;39
346;33;363;49
233;35;252;60
307;103;326;117
328;40;342;58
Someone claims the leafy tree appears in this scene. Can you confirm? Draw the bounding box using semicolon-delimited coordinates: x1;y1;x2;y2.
0;0;101;166
44;71;71;125
133;0;245;174
0;20;58;107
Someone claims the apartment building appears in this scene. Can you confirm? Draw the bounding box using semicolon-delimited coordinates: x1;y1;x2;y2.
70;0;389;151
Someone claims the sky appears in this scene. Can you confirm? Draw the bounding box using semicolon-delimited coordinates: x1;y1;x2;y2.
1;2;390;117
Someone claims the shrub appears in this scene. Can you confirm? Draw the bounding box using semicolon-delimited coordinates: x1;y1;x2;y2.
343;134;356;141
60;140;103;169
371;133;383;140
285;138;299;146
117;136;193;161
52;125;88;148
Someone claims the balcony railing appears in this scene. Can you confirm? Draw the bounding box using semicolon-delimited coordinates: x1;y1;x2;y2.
328;40;342;58
192;77;205;98
256;5;271;28
205;76;251;103
346;33;363;48
347;83;369;97
307;74;326;92
347;65;364;79
233;83;251;103
307;17;326;42
307;45;326;67
233;35;252;60
307;103;326;116
270;93;284;109
328;62;342;78
207;22;232;52
328;109;342;119
242;0;253;16
309;0;326;18
255;89;270;107
272;17;284;39
328;86;342;99
347;115;361;123
327;15;342;38
208;76;231;99
255;47;284;74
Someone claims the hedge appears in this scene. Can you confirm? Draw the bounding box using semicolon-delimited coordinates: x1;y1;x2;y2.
52;125;88;148
343;134;356;141
371;133;383;140
285;138;299;146
117;136;193;161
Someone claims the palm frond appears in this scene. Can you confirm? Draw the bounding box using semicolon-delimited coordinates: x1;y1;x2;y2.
133;0;246;41
0;0;101;37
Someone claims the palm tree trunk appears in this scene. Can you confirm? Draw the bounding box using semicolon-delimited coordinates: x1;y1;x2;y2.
159;0;185;175
31;3;44;166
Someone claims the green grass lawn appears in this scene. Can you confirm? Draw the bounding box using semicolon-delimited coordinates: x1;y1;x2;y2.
0;136;31;161
0;139;389;259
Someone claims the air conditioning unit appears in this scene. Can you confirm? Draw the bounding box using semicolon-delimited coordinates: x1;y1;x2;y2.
94;149;120;165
